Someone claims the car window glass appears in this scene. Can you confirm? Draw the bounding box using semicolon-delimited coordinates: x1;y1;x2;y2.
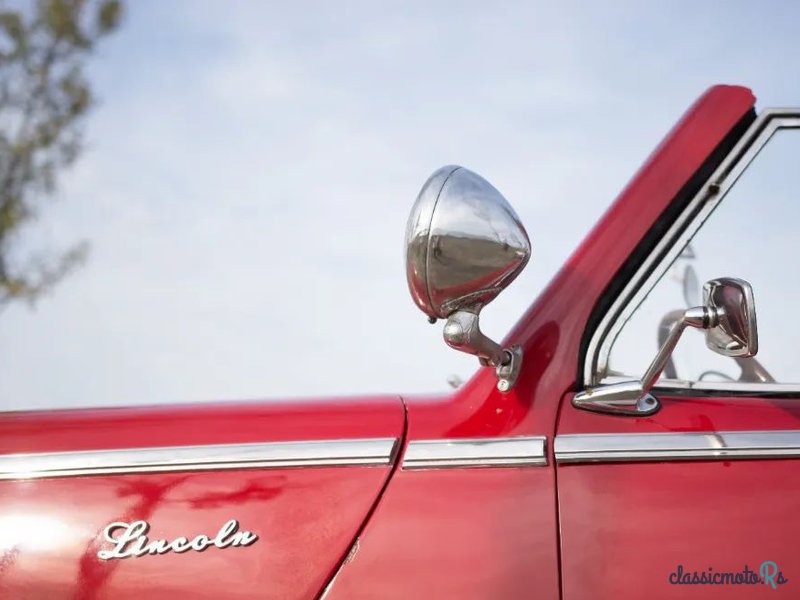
607;128;800;384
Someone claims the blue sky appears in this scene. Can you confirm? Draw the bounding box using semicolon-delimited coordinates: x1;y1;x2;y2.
2;1;800;409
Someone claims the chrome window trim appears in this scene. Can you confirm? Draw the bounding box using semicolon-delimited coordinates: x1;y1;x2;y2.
402;436;547;469
0;438;398;480
600;376;800;395
584;109;800;392
555;430;800;464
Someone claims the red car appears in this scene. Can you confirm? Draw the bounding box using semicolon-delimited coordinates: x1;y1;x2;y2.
1;84;797;599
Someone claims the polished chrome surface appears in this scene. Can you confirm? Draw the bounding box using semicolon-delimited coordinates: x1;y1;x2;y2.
584;110;800;389
555;430;800;463
657;308;686;379
441;311;524;390
659;306;771;383
98;519;258;560
704;277;758;357
574;280;755;416
405;165;531;389
640;306;710;391
405;165;531;320
572;381;660;416
597;375;796;394
405;165;461;317
0;438;398;480
495;345;523;392
443;308;505;366
402;436;547;469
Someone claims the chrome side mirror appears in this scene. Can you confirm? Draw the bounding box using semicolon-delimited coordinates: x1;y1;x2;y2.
405;166;531;391
704;277;758;357
574;277;759;416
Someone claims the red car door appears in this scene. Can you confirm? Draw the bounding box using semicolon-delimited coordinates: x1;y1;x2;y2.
557;93;800;598
0;396;404;599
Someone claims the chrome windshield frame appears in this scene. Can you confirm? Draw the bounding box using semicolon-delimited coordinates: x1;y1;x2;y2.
583;109;800;393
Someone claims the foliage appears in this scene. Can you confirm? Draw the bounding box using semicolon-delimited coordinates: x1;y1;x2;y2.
0;0;122;307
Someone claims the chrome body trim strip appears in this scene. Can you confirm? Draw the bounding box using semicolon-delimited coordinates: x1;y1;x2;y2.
584;109;800;390
555;430;800;464
0;438;398;480
402;436;547;469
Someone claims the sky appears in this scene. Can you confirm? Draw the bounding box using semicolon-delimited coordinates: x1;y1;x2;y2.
2;1;800;410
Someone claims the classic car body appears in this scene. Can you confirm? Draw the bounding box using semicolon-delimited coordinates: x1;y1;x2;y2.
1;84;798;599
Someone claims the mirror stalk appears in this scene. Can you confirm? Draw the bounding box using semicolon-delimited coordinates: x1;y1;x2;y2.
442;309;523;392
443;309;506;367
641;307;715;392
574;278;758;417
572;307;713;417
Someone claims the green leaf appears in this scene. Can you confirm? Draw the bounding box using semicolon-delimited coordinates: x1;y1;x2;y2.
97;0;122;34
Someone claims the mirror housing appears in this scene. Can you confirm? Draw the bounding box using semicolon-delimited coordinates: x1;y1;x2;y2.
405;166;531;391
704;277;758;357
573;277;759;416
406;166;531;319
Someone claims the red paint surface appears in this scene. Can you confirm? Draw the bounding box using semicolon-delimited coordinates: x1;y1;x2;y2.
323;467;560;599
559;393;800;435
323;86;756;599
557;394;800;599
550;85;800;600
0;396;404;599
557;459;799;599
0;396;404;453
400;84;756;445
0;85;767;599
0;467;393;600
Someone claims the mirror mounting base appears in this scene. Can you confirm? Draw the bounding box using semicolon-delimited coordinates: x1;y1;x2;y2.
573;306;708;416
442;309;523;392
496;345;523;392
572;382;661;416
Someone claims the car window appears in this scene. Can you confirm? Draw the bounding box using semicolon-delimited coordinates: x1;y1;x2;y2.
607;128;800;385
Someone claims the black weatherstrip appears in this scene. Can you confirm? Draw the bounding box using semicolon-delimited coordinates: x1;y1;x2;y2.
577;107;757;389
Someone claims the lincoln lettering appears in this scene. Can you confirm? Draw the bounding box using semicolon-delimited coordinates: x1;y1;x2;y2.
97;519;258;560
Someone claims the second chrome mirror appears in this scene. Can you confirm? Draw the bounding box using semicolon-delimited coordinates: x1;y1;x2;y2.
704;277;758;357
405;166;531;391
573;277;759;416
